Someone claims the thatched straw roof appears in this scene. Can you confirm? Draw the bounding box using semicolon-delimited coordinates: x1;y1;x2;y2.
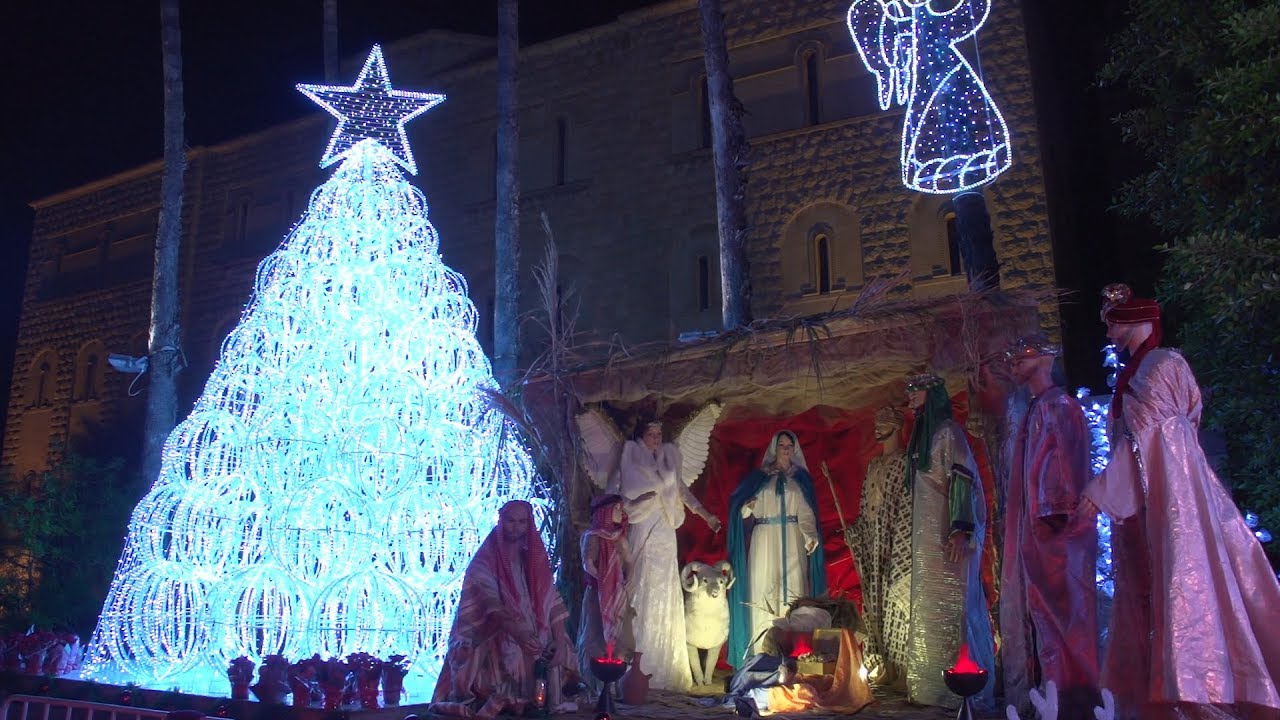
534;290;1045;417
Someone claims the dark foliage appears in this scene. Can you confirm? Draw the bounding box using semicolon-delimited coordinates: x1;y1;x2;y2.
0;451;137;637
1103;0;1280;564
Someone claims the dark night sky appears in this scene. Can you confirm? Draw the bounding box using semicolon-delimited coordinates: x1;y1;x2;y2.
0;1;666;246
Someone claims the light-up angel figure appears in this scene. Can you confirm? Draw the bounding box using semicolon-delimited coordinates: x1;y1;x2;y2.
848;0;1012;193
575;403;723;693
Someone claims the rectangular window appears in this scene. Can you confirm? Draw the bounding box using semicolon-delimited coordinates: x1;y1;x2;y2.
806;54;821;126
555;117;567;186
700;77;713;150
946;215;964;276
697;255;711;311
237;197;250;246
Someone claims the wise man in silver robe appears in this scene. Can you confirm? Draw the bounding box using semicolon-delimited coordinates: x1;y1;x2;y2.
903;373;995;711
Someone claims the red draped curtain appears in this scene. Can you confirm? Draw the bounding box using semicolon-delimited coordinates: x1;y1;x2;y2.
676;395;1000;612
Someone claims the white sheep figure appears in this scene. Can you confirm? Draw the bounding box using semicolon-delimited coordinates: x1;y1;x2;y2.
681;560;734;686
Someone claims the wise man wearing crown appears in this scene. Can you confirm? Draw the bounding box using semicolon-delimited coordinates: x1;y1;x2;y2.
1000;337;1099;719
1080;284;1280;720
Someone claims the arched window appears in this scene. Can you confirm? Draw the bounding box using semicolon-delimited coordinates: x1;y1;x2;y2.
779;202;864;312
26;350;58;408
908;194;978;297
73;341;108;402
813;233;832;294
36;361;51;406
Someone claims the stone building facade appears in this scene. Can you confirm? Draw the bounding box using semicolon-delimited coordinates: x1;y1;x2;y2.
2;0;1056;476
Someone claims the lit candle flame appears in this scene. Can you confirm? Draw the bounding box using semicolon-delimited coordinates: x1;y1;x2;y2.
948;643;984;674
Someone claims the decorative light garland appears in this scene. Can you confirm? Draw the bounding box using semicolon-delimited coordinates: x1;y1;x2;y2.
1076;384;1113;600
1244;512;1273;545
83;46;549;697
847;0;1012;193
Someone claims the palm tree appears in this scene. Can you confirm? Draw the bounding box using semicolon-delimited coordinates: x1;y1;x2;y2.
493;0;521;385
698;0;752;329
141;0;187;483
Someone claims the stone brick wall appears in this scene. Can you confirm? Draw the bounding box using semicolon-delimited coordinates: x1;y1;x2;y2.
2;0;1058;475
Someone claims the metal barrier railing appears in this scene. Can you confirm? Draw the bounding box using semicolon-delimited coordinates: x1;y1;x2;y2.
0;694;213;720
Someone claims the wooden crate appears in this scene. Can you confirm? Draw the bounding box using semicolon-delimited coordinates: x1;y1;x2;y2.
796;659;837;675
796;628;843;675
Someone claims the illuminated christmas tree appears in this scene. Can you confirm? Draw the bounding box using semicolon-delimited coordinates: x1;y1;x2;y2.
83;46;549;696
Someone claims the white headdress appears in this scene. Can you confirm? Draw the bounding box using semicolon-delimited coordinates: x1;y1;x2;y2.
760;429;809;473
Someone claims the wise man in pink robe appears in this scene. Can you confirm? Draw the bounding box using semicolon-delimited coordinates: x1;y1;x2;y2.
1080;284;1280;720
1001;336;1099;719
432;501;576;718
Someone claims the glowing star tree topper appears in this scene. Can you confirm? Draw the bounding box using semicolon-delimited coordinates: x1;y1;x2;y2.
297;44;444;174
847;0;1012;193
82;45;549;697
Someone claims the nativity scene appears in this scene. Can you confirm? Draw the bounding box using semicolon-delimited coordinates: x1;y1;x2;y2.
510;290;1045;718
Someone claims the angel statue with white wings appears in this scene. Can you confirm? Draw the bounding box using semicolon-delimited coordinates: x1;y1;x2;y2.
847;0;1012;193
577;404;724;693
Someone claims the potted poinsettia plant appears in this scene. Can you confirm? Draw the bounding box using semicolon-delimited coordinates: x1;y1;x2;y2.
226;656;255;700
290;654;322;708
17;632;55;675
317;656;349;710
346;652;383;709
251;654;291;705
0;632;21;672
57;633;82;675
381;654;410;706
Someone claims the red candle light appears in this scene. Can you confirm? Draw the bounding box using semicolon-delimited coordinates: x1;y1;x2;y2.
948;643;983;674
789;633;813;658
942;642;989;706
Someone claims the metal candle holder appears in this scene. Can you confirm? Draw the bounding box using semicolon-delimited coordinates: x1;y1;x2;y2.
943;666;989;720
589;656;627;718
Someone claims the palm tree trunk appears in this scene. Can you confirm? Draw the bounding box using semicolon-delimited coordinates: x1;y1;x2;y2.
494;0;521;385
698;0;752;329
142;0;187;483
323;0;339;83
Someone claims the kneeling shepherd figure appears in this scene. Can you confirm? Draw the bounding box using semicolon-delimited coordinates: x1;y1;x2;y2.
433;501;577;717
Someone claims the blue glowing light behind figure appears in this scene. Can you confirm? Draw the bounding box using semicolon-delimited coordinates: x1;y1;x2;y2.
847;0;1012;193
82;46;550;696
1076;385;1113;602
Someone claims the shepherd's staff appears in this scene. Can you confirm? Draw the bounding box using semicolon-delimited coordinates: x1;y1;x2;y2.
822;461;865;584
820;461;850;538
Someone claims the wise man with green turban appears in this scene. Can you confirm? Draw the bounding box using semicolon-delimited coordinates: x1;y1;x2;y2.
902;373;994;711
